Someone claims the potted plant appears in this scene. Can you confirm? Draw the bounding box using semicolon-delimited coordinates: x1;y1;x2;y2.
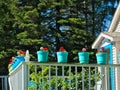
16;50;25;62
37;47;49;62
96;47;107;64
56;46;68;63
9;50;25;71
78;48;90;64
14;50;25;67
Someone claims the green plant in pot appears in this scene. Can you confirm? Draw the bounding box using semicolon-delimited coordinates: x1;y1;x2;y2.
37;47;49;62
78;48;90;64
96;47;107;64
57;46;68;63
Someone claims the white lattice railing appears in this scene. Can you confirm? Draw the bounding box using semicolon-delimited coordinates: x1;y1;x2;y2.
8;62;120;90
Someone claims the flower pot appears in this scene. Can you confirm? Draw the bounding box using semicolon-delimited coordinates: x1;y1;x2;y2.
11;60;17;70
57;52;68;63
118;54;120;63
16;56;25;66
11;56;25;70
37;51;49;62
78;52;90;64
96;53;107;64
16;56;25;61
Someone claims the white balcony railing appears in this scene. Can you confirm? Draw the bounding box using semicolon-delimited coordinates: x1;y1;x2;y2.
9;62;120;90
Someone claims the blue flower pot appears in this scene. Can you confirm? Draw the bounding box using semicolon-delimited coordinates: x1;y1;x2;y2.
78;52;90;64
11;56;25;70
16;56;25;61
96;53;107;64
37;51;49;62
57;52;68;63
11;61;16;70
118;54;120;63
16;56;25;66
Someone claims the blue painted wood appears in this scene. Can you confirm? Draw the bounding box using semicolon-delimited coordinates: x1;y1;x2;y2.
104;44;114;90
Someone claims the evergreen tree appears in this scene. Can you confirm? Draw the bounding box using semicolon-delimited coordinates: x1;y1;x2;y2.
0;0;17;74
0;0;118;74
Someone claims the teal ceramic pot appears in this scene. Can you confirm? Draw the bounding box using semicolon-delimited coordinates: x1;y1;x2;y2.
11;60;16;70
96;53;107;64
16;56;25;61
15;56;25;66
118;54;120;63
37;51;49;62
78;52;90;64
12;56;25;70
57;52;68;63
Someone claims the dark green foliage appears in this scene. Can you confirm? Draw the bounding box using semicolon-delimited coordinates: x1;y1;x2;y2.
0;0;118;74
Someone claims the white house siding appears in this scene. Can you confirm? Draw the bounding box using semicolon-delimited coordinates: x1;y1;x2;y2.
112;44;117;64
116;42;120;90
115;19;120;32
113;42;120;90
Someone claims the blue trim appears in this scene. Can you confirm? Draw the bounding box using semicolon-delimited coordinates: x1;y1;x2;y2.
104;44;114;90
104;44;113;64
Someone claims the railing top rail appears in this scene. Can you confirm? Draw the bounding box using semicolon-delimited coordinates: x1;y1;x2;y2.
9;61;120;75
27;61;120;67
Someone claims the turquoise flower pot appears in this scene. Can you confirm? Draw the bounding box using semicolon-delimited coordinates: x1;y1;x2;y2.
118;54;120;63
96;53;107;64
11;61;16;70
15;56;25;66
37;51;49;62
78;52;90;64
57;52;68;63
12;56;25;70
16;56;25;61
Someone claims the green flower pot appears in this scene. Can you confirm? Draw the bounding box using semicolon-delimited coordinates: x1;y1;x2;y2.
37;51;49;62
78;52;90;64
96;53;107;64
57;52;68;63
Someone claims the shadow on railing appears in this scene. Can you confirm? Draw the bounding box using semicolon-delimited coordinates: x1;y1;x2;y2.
0;76;9;90
9;62;120;90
